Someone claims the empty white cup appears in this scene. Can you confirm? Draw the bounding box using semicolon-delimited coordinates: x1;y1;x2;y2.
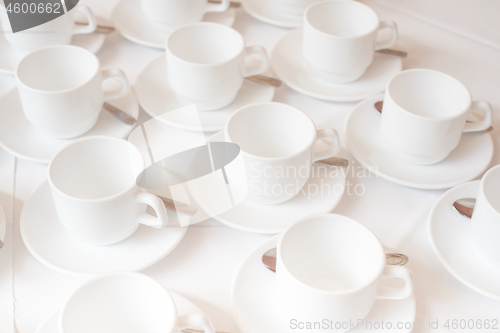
140;0;229;33
225;102;340;205
471;165;500;268
59;273;215;333
16;45;130;139
48;136;169;245
0;2;97;52
380;69;493;165
166;23;269;111
276;214;413;333
303;0;398;83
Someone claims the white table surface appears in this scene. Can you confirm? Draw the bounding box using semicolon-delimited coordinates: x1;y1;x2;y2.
1;0;500;332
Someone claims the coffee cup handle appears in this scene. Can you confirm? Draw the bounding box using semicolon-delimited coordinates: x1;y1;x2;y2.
374;21;398;51
102;69;131;102
177;314;215;333
463;101;493;133
205;0;230;12
71;6;97;35
242;46;270;78
312;128;341;162
375;265;413;300
136;192;169;228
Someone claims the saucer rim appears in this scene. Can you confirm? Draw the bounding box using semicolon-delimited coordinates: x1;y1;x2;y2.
230;235;417;333
203;131;346;234
427;180;500;301
20;180;188;277
344;94;494;190
240;0;303;28
111;0;236;50
271;29;403;102
0;87;140;165
135;54;275;133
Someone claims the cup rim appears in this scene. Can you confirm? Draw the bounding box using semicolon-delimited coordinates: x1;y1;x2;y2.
224;102;318;161
166;22;245;68
48;136;145;203
479;164;500;217
15;45;101;95
385;68;473;122
277;213;386;295
304;0;380;40
58;272;176;333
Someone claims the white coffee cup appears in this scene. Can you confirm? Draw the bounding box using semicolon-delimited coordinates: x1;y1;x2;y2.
166;23;269;111
59;273;215;333
48;136;169;245
0;2;97;52
140;0;229;33
276;214;413;333
225;102;340;205
268;0;322;17
380;69;493;165
303;0;398;83
16;45;130;139
471;165;500;268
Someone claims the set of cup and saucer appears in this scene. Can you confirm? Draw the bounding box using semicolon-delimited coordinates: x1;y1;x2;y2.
270;1;402;102
0;5;105;75
35;273;217;333
112;0;236;49
232;214;416;333
428;165;500;301
344;70;494;190
135;22;275;132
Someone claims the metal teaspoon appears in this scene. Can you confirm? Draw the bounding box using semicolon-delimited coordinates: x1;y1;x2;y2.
262;248;409;272
453;198;476;219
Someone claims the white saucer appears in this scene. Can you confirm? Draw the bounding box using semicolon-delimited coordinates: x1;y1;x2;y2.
35;291;205;333
20;181;187;277
231;236;416;333
0;204;5;243
344;94;494;190
0;80;139;164
135;55;275;132
428;181;500;300
241;0;302;28
112;0;236;49
271;29;402;102
0;30;105;76
189;131;346;234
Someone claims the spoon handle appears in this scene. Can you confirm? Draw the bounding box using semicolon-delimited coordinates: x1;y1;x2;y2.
0;240;3;249
103;102;137;125
246;75;282;87
208;0;241;7
316;156;349;168
376;48;407;58
157;195;198;216
75;21;115;34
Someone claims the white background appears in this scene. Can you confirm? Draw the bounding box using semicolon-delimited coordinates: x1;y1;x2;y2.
1;0;500;332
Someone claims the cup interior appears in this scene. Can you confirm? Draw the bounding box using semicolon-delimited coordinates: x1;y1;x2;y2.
483;166;500;214
167;23;244;65
387;70;471;119
280;215;384;292
306;0;379;38
227;103;317;158
60;274;175;333
50;137;144;200
16;46;99;92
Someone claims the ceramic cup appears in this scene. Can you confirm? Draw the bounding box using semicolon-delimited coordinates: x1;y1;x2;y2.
268;0;322;17
0;2;97;52
140;0;229;33
380;69;493;165
276;214;413;333
225;102;340;205
303;0;398;83
166;22;269;111
48;136;169;245
471;165;500;268
59;273;215;333
16;45;130;139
